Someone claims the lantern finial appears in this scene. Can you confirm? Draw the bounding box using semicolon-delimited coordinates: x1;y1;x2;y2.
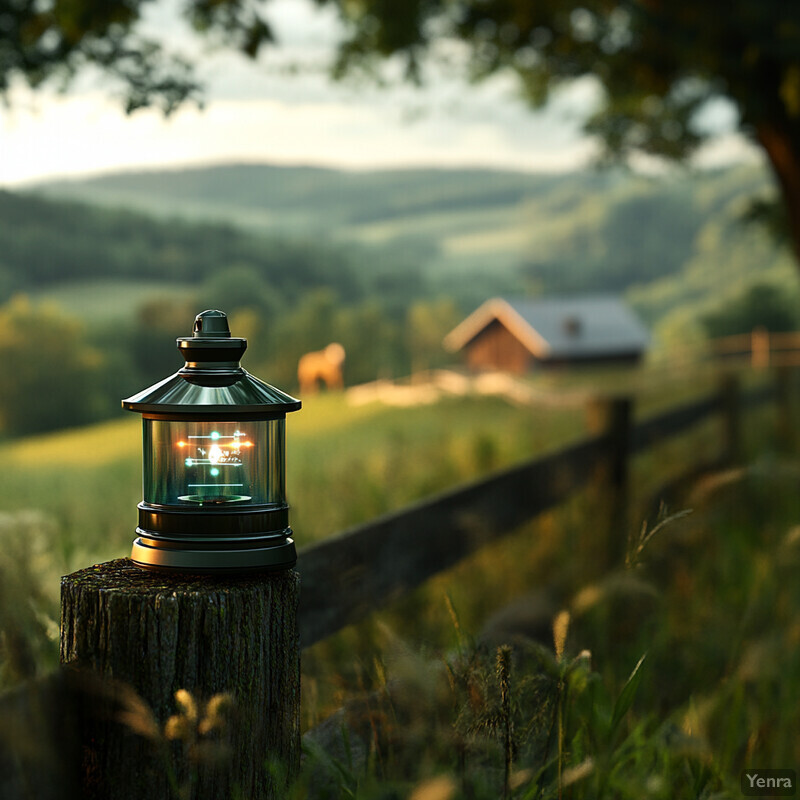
193;309;231;338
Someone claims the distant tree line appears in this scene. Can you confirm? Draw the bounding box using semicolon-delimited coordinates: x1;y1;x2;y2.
0;290;460;438
0;189;468;436
701;283;800;339
0;190;391;304
2;182;799;437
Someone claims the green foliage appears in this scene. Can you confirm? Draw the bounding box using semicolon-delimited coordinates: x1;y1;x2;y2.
320;0;800;213
5;0;799;190
296;439;800;798
522;183;703;293
0;0;275;112
36;162;796;322
701;282;800;337
317;0;800;271
406;299;461;373
0;511;62;687
5;164;800;435
1;369;799;796
5;0;800;270
0;296;111;436
0;189;366;303
0;187;454;433
195;264;278;318
628;171;799;341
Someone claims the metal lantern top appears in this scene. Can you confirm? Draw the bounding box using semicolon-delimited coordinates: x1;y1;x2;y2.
121;309;300;574
122;309;301;418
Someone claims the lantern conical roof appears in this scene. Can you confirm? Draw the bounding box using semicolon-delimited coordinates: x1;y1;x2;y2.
122;309;301;416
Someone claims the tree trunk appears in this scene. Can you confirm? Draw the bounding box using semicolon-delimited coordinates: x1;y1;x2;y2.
60;558;300;800
756;118;800;266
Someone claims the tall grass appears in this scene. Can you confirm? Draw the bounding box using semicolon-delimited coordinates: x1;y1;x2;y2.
1;367;797;798
0;392;582;691
299;449;800;798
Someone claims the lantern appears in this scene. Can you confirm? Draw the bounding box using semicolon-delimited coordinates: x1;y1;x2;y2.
122;309;301;572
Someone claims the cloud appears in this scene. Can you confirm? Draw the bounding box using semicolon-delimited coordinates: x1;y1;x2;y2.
1;75;599;186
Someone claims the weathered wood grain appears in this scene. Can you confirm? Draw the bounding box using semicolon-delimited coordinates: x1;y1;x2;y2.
60;559;300;800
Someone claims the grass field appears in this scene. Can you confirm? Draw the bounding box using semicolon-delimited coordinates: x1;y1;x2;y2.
0;392;581;561
294;385;800;799
0;391;582;684
1;368;797;799
0;362;726;569
29;279;187;324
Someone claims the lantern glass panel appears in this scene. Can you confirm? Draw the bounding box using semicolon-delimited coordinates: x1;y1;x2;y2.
142;418;285;508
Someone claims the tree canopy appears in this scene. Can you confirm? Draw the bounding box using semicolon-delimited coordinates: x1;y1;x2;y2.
317;0;800;257
701;282;799;338
0;0;270;113
3;0;800;255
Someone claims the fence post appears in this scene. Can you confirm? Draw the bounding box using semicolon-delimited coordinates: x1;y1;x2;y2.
585;395;633;569
751;326;770;370
718;373;741;463
775;365;796;452
60;558;300;800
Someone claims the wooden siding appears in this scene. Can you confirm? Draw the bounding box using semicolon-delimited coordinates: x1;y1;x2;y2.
465;319;534;373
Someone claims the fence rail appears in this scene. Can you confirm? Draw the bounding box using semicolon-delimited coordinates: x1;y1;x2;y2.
298;435;607;647
298;375;778;648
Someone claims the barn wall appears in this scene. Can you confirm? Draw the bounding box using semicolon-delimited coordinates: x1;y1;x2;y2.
465;320;534;374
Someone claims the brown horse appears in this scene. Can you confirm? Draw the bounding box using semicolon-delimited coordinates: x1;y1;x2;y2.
297;343;346;393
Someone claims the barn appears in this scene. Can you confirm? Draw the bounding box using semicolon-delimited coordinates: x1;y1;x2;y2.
444;296;649;374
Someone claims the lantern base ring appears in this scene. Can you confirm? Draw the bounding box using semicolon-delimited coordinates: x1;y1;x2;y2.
137;502;289;538
130;536;297;573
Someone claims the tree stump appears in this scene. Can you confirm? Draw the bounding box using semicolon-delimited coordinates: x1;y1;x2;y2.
60;558;300;800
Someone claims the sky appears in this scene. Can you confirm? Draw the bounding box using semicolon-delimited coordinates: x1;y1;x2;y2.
0;0;758;187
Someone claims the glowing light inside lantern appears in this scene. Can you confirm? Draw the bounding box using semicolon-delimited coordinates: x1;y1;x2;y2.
181;430;252;467
172;427;256;503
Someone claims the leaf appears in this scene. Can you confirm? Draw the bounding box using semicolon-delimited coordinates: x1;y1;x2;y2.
301;738;357;788
610;653;647;737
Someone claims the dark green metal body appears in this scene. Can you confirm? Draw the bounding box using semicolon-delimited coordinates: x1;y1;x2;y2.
122;310;301;572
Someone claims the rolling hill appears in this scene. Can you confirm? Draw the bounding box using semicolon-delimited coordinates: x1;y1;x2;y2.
32;162;799;326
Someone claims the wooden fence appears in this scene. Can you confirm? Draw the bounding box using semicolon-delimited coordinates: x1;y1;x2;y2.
1;368;792;800
297;372;777;648
695;330;800;369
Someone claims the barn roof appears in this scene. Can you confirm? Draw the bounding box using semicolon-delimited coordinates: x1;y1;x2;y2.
444;296;649;359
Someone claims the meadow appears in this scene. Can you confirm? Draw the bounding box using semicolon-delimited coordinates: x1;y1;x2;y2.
295;372;800;799
29;279;187;324
1;364;798;799
0;388;582;681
